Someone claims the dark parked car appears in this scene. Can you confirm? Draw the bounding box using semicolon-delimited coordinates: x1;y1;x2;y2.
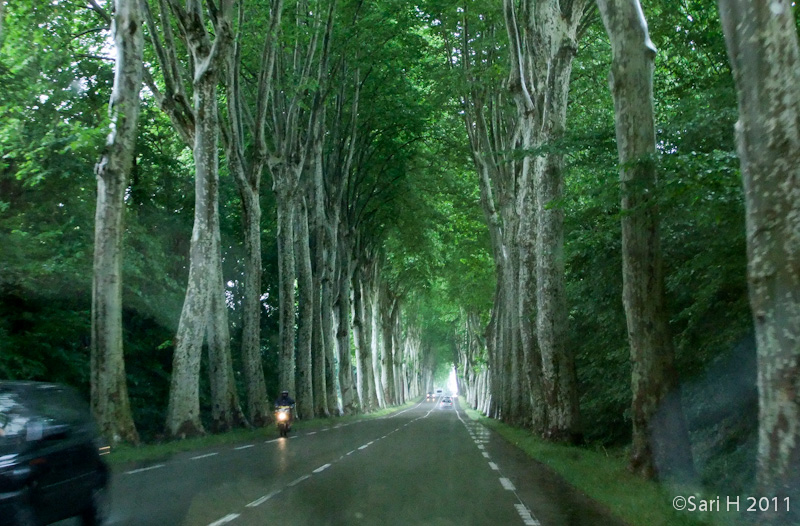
0;382;110;525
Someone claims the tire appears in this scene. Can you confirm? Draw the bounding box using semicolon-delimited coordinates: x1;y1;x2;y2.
80;486;110;526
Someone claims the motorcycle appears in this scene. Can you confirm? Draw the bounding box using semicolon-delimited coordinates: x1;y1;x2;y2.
275;406;293;437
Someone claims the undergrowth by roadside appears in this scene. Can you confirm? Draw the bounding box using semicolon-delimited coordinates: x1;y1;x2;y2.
107;401;418;466
463;407;748;526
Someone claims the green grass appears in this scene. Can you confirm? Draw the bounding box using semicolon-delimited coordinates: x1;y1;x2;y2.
107;401;418;467
463;408;748;526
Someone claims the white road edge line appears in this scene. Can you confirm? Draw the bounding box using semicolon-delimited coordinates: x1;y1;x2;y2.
207;513;239;526
234;444;254;450
313;463;331;473
306;431;317;435
499;477;516;491
124;464;165;475
192;453;218;460
265;438;280;444
488;462;499;471
482;452;490;458
515;504;539;525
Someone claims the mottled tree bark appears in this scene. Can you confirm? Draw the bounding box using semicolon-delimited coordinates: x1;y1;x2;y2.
144;0;245;439
352;265;374;411
504;0;584;442
381;285;397;405
295;197;314;419
206;248;247;432
91;0;143;445
236;186;271;426
597;0;694;480
335;238;360;414
310;120;329;418
719;0;800;516
275;187;297;397
321;221;341;415
167;74;220;438
368;276;385;408
222;0;282;428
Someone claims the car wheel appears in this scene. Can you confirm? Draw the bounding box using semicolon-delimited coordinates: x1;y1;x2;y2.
81;486;110;526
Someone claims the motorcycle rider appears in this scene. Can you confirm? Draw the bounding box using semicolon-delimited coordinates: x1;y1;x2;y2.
274;390;295;436
275;390;295;408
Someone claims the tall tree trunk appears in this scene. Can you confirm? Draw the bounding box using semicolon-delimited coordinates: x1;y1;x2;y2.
222;0;281;429
310;124;329;417
392;302;404;404
504;0;584;442
275;188;297;398
335;238;360;414
369;277;385;408
352;266;373;411
597;0;694;480
718;0;800;515
91;0;143;444
166;73;219;438
322;221;341;415
295;197;314;419
381;286;396;405
206;252;247;432
238;187;271;426
363;275;380;408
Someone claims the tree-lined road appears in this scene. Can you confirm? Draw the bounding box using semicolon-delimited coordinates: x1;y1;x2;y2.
101;400;621;526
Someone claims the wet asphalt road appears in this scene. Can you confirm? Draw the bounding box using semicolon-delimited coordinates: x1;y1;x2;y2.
96;398;624;526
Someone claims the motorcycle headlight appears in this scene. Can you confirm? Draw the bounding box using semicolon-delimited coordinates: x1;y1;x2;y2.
277;412;287;421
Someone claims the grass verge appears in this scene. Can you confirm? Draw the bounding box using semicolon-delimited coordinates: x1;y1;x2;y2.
463;407;747;526
107;401;418;467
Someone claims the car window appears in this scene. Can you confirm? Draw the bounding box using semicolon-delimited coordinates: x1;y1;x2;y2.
0;390;31;439
0;390;34;454
30;386;91;426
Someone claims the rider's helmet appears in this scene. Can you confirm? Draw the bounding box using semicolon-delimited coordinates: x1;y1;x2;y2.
281;390;289;396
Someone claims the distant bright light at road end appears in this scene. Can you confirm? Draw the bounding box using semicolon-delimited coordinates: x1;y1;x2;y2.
447;367;458;395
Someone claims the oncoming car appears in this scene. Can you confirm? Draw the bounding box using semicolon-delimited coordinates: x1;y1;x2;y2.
440;396;453;409
0;382;110;526
426;392;435;402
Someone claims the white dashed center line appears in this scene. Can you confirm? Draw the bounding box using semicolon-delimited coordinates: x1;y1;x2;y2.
124;464;165;475
488;462;499;471
234;444;254;450
192;453;218;460
246;490;281;508
288;475;311;487
207;513;239;526
313;463;331;473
